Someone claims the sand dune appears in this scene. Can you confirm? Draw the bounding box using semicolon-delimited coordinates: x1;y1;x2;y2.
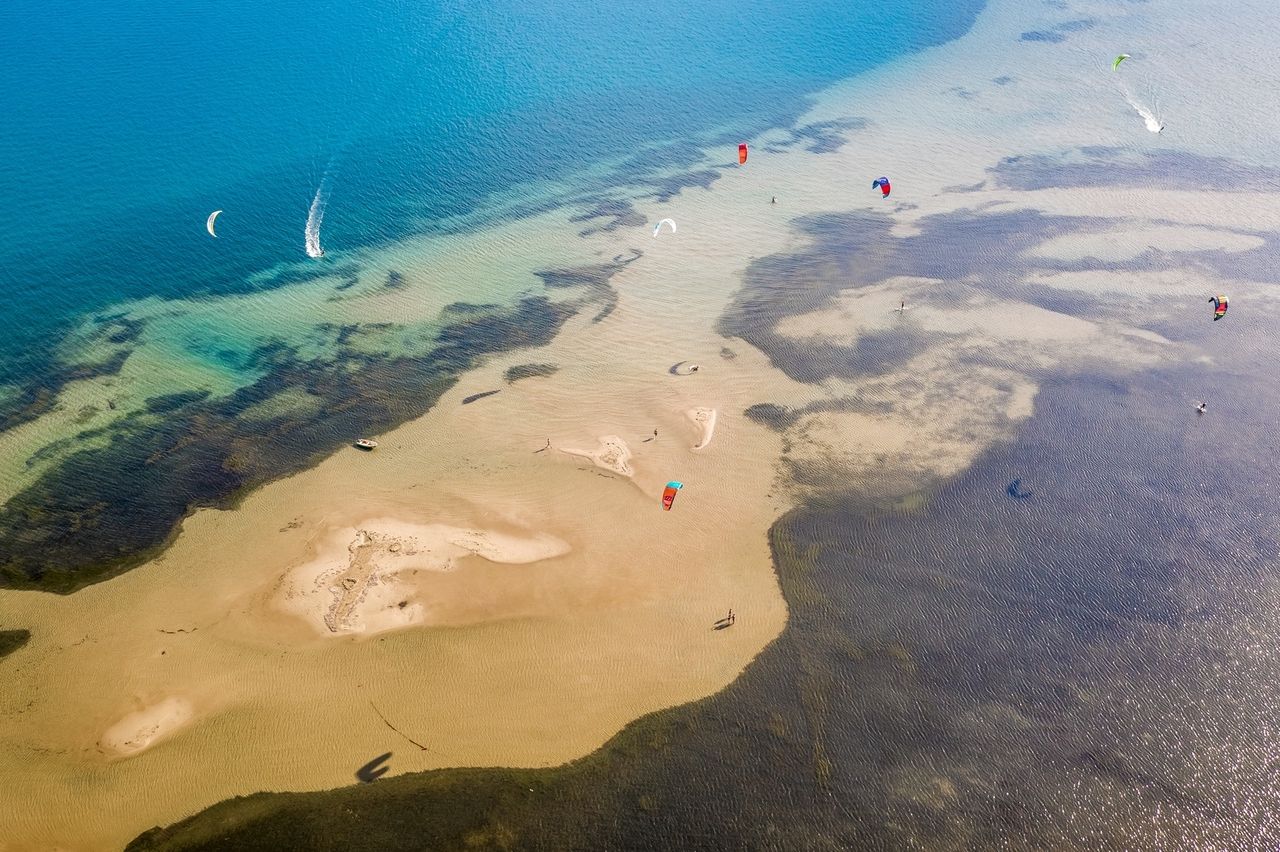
100;697;193;757
276;519;572;636
689;407;718;450
559;435;634;477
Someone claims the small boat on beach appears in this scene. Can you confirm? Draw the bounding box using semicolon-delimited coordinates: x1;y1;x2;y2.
354;439;378;450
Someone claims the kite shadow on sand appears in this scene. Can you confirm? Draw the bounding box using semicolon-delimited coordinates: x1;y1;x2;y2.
356;752;392;783
1006;478;1033;500
669;361;700;376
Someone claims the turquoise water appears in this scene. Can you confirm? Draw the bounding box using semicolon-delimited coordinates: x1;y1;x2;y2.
0;0;980;385
0;0;987;590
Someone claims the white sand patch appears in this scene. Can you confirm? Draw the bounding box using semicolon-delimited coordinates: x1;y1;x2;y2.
774;277;946;341
779;286;1099;350
783;361;1040;495
1117;327;1174;346
100;697;193;757
1027;224;1265;263
913;298;1098;342
559;435;634;477
689;407;718;450
1019;267;1214;299
276;519;572;636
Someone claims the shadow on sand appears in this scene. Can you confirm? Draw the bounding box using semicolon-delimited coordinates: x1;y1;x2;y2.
356;752;392;784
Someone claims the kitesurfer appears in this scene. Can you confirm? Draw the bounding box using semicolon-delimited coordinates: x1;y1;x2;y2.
1196;401;1207;415
771;196;776;204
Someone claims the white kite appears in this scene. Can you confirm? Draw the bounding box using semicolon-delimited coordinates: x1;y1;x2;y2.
653;218;677;237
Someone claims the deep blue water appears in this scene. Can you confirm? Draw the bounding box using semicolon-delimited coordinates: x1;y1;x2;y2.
0;0;982;381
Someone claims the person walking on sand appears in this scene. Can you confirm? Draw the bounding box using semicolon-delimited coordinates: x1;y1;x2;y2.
728;608;735;626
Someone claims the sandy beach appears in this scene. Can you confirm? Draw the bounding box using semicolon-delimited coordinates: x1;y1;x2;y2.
4;0;1280;847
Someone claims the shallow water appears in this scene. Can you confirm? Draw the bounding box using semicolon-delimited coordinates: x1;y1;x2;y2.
0;0;980;382
128;316;1280;851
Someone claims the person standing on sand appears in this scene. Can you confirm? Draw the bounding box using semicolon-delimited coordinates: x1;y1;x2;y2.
728;608;735;625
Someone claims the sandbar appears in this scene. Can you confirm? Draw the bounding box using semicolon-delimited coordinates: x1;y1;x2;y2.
559;435;634;477
100;697;193;757
276;519;572;636
689;407;718;450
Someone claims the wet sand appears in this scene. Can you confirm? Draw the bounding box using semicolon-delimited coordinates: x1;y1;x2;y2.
4;0;1280;847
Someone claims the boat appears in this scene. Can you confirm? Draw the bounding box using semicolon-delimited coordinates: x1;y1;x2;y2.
354;439;378;450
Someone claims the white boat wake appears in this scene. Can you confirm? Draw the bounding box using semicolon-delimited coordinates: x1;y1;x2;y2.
305;168;333;258
1119;81;1164;134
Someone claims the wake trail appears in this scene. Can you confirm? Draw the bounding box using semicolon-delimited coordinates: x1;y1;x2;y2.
301;27;434;261
305;161;334;258
1118;81;1164;134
